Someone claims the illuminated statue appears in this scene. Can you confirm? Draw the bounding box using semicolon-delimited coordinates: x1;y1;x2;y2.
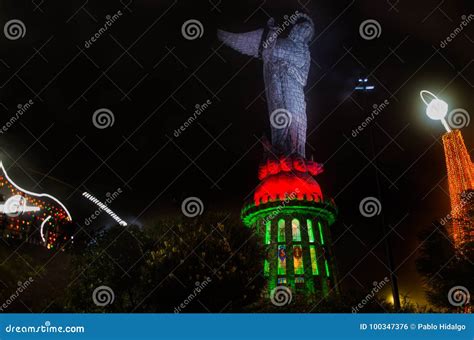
230;14;339;299
218;13;314;157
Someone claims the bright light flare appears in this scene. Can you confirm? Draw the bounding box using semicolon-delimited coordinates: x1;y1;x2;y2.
420;90;451;132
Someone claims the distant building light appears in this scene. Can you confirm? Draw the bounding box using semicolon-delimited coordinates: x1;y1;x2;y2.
355;77;374;91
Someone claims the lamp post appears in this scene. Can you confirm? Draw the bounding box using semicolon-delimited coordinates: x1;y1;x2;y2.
355;77;401;310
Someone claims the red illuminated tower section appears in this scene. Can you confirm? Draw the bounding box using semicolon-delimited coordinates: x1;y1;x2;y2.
442;130;474;247
241;155;338;298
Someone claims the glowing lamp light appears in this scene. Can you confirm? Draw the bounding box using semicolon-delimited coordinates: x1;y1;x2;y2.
420;90;451;132
82;192;127;226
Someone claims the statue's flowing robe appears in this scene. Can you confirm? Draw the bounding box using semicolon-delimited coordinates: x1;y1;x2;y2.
262;38;310;157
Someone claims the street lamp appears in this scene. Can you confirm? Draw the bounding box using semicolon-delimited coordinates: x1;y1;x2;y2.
420;90;451;132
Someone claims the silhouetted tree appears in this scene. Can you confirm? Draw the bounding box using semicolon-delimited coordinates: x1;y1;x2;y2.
416;221;473;311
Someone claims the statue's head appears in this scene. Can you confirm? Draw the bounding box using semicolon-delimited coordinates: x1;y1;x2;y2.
289;16;314;43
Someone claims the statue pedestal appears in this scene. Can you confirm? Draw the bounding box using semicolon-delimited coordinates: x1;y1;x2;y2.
241;155;338;302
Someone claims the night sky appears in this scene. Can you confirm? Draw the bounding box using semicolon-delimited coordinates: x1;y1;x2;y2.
0;0;473;304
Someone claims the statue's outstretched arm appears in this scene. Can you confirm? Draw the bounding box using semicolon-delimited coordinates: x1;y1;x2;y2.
217;28;264;58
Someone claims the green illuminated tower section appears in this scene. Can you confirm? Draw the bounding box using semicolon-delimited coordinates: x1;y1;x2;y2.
241;155;338;298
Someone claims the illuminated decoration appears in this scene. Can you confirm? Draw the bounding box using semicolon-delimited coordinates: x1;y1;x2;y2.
420;92;474;247
264;220;271;245
309;246;319;275
82;192;127;226
292;218;301;241
442;130;474;247
222;13;339;301
278;245;287;275
420;90;451;132
0;195;40;215
264;259;270;277
0;162;72;220
0;162;72;249
318;222;325;245
241;154;338;299
293;245;304;274
277;219;285;242
40;215;52;243
307;219;315;243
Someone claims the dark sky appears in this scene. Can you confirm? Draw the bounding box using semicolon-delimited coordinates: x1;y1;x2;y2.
0;0;473;304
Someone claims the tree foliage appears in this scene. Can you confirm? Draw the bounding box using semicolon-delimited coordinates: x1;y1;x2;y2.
416;222;473;311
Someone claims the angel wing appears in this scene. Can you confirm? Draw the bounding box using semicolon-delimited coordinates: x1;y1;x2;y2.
217;28;264;58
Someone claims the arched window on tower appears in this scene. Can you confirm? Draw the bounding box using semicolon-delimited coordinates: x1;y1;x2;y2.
292;218;301;241
277;219;285;242
307;219;315;243
264;220;271;245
